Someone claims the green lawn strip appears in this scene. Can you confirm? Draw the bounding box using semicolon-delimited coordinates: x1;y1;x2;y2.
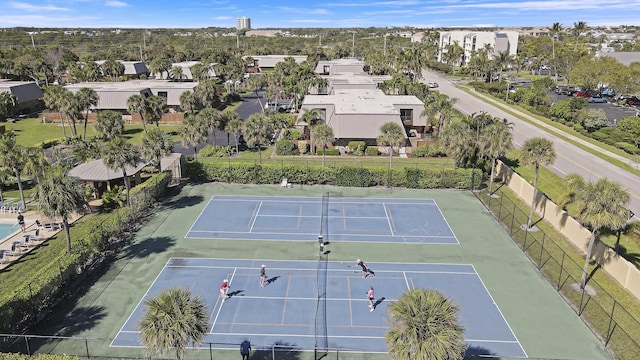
458;86;640;176
478;187;640;359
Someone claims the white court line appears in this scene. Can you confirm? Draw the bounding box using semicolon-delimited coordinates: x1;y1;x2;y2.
471;264;528;358
206;295;398;302
248;201;263;233
433;200;461;245
110;260;170;347
169;257;475;268
183;195;217;239
256;214;389;219
209;267;238;333
187;229;457;239
403;271;411;289
163;264;476;276
382;203;395;236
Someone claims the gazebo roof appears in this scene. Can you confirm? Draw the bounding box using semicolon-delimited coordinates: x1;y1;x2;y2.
68;158;147;182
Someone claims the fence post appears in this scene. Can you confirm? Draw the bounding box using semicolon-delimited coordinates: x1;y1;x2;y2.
24;335;31;355
510;203;517;236
538;233;546;269
557;253;565;291
58;259;64;284
85;337;91;359
579;286;586;316
209;342;213;360
606;300;617;346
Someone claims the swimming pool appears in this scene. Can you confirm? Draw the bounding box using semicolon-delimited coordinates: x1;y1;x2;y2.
0;223;18;241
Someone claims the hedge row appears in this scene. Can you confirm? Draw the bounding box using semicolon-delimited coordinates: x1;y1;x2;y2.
183;161;482;189
0;172;172;337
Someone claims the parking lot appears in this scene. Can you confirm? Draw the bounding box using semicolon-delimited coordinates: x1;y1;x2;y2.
549;92;638;125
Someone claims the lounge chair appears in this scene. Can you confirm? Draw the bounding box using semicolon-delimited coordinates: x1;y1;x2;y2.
24;229;45;242
4;244;22;257
0;251;13;265
280;178;292;188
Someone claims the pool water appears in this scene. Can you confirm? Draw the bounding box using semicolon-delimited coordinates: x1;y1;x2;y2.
0;223;18;241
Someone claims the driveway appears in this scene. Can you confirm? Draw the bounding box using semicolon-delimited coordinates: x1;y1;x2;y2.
422;69;640;221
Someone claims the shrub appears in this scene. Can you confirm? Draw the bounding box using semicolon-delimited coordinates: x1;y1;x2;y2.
590;131;608;141
615;142;639;154
275;140;298;155
298;140;308;154
102;185;126;209
412;144;429;157
317;148;340;156
199;145;216;157
282;128;303;140
365;146;379;156
199;145;231;158
348;141;366;156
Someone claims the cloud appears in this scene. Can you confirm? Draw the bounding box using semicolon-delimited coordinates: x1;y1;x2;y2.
9;1;69;11
215;16;233;20
276;7;330;15
105;0;129;7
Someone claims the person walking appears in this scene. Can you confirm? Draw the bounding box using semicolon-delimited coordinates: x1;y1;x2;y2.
17;212;25;232
220;279;230;299
240;339;251;360
367;286;375;312
260;264;266;287
356;259;374;278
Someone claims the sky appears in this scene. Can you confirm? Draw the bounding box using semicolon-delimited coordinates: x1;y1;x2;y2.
1;0;640;29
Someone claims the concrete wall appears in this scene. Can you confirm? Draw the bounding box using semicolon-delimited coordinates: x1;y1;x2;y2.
495;160;640;298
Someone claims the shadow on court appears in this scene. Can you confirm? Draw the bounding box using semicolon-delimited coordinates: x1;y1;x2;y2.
249;341;302;360
466;345;497;358
227;290;245;298
265;275;281;286
165;194;204;209
121;236;175;259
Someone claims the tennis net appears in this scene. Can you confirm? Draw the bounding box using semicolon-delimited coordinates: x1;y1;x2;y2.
314;251;329;359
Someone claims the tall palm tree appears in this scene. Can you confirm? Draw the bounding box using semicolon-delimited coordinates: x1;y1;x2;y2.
246;75;267;112
520;137;557;229
217;109;240;146
0;166;12;202
548;22;563;75
572;21;587;53
180;115;207;162
242;113;273;164
60;91;83;137
170;65;185;82
377;122;406;173
144;95;168;128
225;117;243;156
386;288;466;360
311;123;334;167
102;137;140;207
101;59;124;82
127;94;147;133
141;127;173;172
179;90;199;114
439;120;475;170
138;287;208;360
298;108;323;153
43;85;69;138
479;121;513;194
76;87;99;140
195;80;220;109
95;110;124;140
197;107;220;146
34;170;87;253
0;131;27;211
557;175;631;289
420;92;458;135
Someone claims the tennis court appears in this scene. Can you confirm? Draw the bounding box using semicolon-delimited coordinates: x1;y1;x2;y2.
111;257;526;358
185;195;458;244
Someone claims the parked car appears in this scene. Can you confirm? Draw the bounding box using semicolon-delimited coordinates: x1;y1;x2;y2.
573;92;589;98
588;97;607;103
555;86;569;95
427;82;438;88
601;88;616;97
626;97;640;106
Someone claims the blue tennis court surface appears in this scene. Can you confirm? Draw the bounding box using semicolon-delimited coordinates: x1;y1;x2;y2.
111;258;526;358
186;195;458;244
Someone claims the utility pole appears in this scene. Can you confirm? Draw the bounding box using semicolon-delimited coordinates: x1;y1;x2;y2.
384;34;387;56
237;34;240;49
352;32;355;58
29;33;35;48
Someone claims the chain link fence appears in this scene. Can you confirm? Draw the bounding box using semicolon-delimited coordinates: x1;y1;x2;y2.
476;188;640;360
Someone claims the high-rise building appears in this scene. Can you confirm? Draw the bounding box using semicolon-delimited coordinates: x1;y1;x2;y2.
236;16;251;30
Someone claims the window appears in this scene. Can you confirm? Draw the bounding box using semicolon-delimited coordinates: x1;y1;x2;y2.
323;65;330;74
400;109;412;123
158;91;168;99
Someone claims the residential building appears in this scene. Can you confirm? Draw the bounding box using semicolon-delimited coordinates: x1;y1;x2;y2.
94;60;149;78
0;80;44;114
438;31;519;66
595;51;640;66
245;55;307;73
151;61;217;80
236;16;251;30
314;59;390;94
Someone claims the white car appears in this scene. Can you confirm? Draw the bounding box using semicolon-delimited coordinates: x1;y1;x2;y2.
427;82;438;88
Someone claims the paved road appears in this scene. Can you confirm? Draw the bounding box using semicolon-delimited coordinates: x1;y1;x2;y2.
422;69;640;221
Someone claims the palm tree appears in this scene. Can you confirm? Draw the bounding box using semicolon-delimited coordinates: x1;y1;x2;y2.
170;65;185;82
311;123;334;167
225;117;243;156
101;59;124;82
60;91;83;137
102;137;140;207
479;121;513;195
141;127;173;172
144;95;167;128
23;146;50;181
0;92;17;121
557;175;631;289
195;80;220;109
242;113;273;164
420;92;458;135
572;21;587;53
43;85;69;138
138;287;208;360
180;115;207;162
298;108;323;153
197;107;220;146
548;22;563;76
386;288;466;360
520;137;557;229
0;131;28;211
95;110;124;140
0;166;12;203
34;170;87;253
127;94;147;133
377;122;406;172
217;109;240;146
76;87;99;140
493;50;514;82
246;75;267;112
179;90;199;114
439;120;475;170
